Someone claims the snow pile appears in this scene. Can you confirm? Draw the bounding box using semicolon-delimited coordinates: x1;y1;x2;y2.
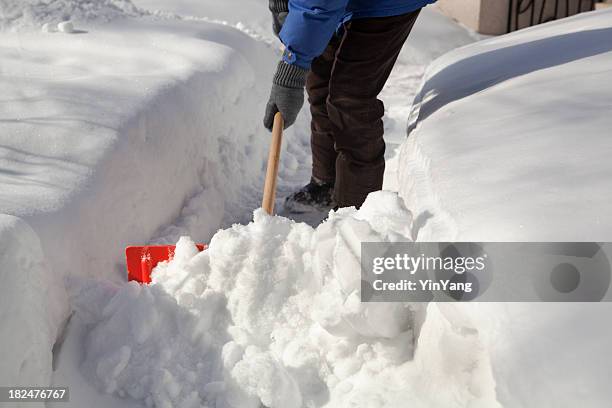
69;192;498;408
0;0;140;31
0;215;67;388
397;8;612;407
399;8;612;242
0;12;284;396
0;1;482;405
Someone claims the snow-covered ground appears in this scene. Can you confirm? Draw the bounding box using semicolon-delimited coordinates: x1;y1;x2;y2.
1;0;612;407
381;7;482;193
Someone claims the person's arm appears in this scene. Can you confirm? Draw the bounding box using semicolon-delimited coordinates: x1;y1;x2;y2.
269;0;289;37
264;0;349;131
279;0;349;69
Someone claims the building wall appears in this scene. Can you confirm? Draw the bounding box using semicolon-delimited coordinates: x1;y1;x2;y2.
436;0;482;32
437;0;595;35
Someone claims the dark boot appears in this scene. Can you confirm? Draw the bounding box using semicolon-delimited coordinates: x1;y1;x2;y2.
284;177;335;213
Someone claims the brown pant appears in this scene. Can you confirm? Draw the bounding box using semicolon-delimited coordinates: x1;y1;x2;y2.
306;10;421;208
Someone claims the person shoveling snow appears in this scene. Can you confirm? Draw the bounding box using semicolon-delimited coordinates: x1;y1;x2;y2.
69;192;498;408
263;0;436;213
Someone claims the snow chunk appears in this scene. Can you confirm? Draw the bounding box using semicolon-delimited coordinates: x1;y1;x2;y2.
57;20;73;32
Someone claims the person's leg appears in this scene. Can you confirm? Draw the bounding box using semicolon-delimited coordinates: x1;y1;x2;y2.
283;33;342;213
306;34;342;184
327;10;421;208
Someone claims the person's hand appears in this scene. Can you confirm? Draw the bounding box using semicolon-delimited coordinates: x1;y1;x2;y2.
263;61;308;131
269;0;289;37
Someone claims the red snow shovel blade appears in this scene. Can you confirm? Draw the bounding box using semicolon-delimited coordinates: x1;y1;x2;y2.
126;244;206;284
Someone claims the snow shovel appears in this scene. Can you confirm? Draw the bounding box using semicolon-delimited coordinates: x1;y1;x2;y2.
126;243;207;283
262;112;284;215
126;113;285;283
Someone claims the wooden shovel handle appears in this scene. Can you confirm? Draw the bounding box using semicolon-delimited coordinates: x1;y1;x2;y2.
262;112;284;215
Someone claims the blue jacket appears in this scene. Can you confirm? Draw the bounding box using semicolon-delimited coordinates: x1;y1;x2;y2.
279;0;436;69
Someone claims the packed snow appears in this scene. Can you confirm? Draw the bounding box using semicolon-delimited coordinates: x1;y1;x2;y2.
131;0;273;43
2;0;612;407
0;0;285;398
0;215;66;390
398;7;612;407
399;9;612;242
0;0;141;32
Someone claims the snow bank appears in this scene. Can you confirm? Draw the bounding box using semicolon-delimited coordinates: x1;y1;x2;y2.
0;215;67;389
463;301;612;408
0;1;485;404
131;0;274;41
0;0;141;31
0;12;292;390
0;15;286;285
398;8;612;407
399;8;612;242
69;192;498;408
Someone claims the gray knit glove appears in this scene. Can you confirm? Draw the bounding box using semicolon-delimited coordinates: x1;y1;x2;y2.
264;61;307;131
269;0;289;37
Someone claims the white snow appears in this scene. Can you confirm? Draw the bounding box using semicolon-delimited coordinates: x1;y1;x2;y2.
399;8;612;242
2;0;612;406
0;2;290;403
0;0;141;32
131;0;274;43
381;8;482;193
68;193;497;408
0;215;67;390
57;20;74;32
397;8;612;408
